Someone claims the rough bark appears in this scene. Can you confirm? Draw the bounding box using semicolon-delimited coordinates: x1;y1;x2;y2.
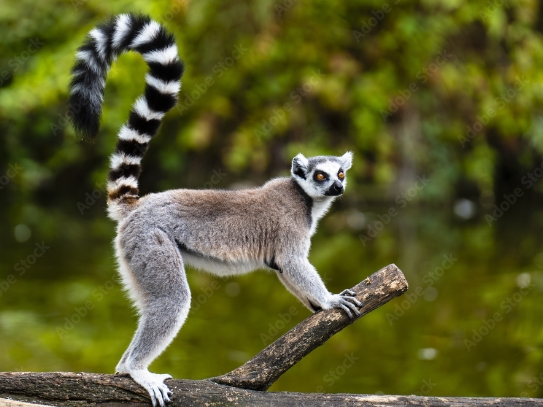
0;373;541;407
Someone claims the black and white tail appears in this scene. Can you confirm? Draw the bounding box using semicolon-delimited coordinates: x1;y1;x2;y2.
68;14;184;221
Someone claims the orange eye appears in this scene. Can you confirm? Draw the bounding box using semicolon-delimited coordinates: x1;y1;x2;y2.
316;173;325;181
338;172;345;179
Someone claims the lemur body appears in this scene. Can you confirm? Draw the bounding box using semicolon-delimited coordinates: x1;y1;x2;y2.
69;14;361;407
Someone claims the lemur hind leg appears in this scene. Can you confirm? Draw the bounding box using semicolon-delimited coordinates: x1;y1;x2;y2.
116;228;190;407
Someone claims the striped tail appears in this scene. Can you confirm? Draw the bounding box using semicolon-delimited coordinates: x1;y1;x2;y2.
68;14;184;221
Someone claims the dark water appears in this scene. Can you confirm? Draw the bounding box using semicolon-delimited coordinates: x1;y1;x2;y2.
1;203;542;398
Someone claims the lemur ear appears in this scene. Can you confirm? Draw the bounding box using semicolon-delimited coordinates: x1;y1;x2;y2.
291;153;309;180
340;151;353;170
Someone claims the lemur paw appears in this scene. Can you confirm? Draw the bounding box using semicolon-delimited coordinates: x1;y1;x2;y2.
323;291;363;319
128;369;172;407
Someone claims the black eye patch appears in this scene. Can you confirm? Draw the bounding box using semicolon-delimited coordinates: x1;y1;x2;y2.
313;171;328;182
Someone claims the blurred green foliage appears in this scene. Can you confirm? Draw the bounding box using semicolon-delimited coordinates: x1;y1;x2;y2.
1;0;543;399
2;0;543;219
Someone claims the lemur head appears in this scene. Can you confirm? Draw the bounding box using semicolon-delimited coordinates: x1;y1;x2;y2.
291;152;353;199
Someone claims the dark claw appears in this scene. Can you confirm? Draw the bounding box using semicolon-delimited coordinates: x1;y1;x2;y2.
341;298;361;315
339;303;354;318
340;290;363;308
350;297;363;307
340;289;357;297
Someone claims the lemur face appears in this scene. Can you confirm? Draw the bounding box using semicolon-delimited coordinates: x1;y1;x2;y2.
291;152;353;199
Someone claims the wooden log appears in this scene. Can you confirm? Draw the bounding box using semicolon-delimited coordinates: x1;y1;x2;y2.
0;372;541;406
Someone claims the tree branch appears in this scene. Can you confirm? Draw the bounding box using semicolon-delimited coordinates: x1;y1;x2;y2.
210;263;408;390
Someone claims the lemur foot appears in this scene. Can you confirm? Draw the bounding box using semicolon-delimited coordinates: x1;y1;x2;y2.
324;290;363;319
125;369;172;407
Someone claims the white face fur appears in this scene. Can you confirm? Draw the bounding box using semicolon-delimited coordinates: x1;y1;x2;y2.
291;152;353;199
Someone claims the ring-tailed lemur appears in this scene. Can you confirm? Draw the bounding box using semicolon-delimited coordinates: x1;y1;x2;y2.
69;13;362;407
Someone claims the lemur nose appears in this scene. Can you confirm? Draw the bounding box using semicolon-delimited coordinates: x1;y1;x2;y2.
333;181;343;193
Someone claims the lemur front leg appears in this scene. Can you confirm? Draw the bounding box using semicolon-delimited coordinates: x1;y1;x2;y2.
277;256;362;318
276;272;315;311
